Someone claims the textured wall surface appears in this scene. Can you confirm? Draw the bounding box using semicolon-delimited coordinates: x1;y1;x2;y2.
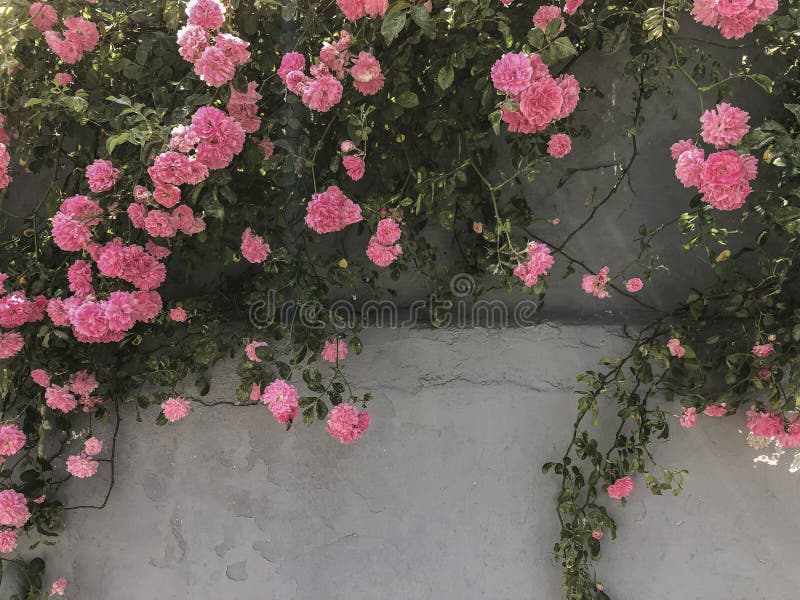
23;325;799;600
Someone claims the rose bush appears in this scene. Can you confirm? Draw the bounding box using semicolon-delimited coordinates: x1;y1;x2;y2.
0;0;798;597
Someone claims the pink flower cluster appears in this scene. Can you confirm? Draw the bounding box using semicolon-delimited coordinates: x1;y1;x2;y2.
85;159;120;193
278;35;384;113
340;139;367;181
241;228;270;264
513;241;554;287
692;0;778;39
322;339;349;363
95;239;167;290
581;266;610;298
51;194;102;252
366;217;403;267
335;0;389;21
46;232;166;342
261;380;299;424
43;16;100;64
747;407;800;447
0;143;11;190
607;475;633;500
48;288;162;343
672;105;757;211
326;403;370;444
0;425;25;457
305;186;363;234
492;52;580;134
162;396;192;422
41;369;102;413
178;1;249;89
130;104;248;240
0;286;47;359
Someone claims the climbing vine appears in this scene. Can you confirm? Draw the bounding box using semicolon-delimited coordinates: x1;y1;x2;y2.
0;0;798;598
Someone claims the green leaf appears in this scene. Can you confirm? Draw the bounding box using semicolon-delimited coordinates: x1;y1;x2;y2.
396;91;419;108
410;4;430;29
106;132;130;155
551;36;577;60
381;9;407;44
437;66;454;90
750;74;774;94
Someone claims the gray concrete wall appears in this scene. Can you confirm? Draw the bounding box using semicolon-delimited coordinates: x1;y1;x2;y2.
28;325;799;600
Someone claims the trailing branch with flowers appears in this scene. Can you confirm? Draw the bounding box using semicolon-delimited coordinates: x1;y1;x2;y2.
0;0;798;598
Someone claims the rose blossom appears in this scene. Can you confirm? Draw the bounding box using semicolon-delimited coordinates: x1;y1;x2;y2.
513;242;554;287
194;47;235;87
581;266;610;299
343;155;366;181
336;0;366;20
64;17;99;52
45;385;77;413
66;453;98;478
305;186;363;234
277;52;306;83
700;102;750;148
350;52;385;96
533;6;564;32
170;307;187;322
241;228;271;263
161;396;192;422
50;578;67;596
29;2;58;31
703;403;727;417
0;529;17;553
547;133;571;158
667;338;685;358
0;490;30;528
752;343;775;357
177;24;209;63
680;406;697;428
607;475;633;499
0;332;24;359
54;72;72;87
564;0;584;15
491;52;533;95
0;425;25;456
84;437;103;456
186;0;226;30
259;139;275;161
746;407;785;438
302;74;344;112
326;403;370;444
85;158;120;192
366;238;403;267
31;369;50;387
261;379;299;424
592;530;603;540
321;339;348;363
245;340;267;362
625;278;643;293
